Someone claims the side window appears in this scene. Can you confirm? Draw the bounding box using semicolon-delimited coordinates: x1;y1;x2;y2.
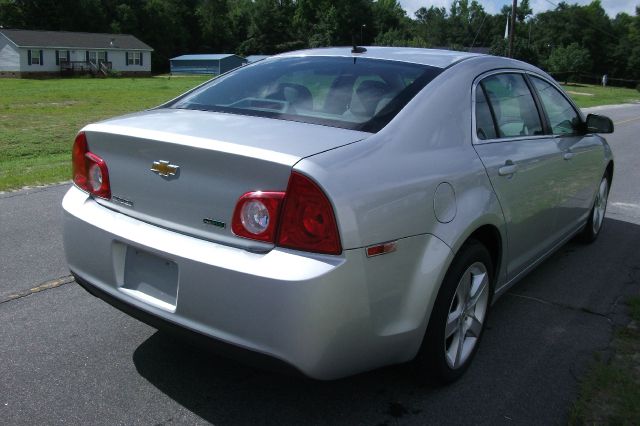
531;76;581;135
481;74;543;138
475;86;497;140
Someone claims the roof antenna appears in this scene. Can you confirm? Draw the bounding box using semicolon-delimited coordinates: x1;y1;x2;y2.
351;35;366;54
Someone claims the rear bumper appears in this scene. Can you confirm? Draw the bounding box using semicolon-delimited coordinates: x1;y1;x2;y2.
72;272;303;377
62;186;452;379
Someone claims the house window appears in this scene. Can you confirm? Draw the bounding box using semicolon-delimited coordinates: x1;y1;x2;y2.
59;51;68;62
30;50;40;65
128;52;141;65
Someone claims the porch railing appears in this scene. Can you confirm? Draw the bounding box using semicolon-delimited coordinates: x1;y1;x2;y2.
60;60;113;75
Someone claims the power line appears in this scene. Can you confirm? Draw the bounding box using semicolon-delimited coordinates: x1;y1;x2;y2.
539;0;620;41
468;13;487;51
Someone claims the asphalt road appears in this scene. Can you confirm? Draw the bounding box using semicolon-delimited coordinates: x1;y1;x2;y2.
1;104;639;425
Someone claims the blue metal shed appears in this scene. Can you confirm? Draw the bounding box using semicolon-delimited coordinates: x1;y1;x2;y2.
170;54;247;75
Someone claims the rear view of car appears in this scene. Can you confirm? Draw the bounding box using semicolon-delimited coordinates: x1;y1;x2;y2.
63;47;614;382
63;49;452;379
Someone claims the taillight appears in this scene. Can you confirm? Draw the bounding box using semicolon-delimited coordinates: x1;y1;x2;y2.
72;132;111;199
231;192;285;242
231;172;342;255
277;172;341;255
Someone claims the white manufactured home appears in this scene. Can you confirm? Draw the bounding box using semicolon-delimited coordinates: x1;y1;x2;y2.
0;29;153;77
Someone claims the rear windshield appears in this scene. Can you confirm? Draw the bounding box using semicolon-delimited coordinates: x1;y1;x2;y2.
168;56;442;133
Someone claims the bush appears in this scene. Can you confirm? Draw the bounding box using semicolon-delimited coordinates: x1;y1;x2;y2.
636;83;640;93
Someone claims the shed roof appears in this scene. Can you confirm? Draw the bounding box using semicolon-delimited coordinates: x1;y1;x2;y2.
171;54;242;61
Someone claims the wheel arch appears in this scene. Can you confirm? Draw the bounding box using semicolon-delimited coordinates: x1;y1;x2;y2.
414;224;503;381
418;222;505;337
444;219;507;294
466;224;503;283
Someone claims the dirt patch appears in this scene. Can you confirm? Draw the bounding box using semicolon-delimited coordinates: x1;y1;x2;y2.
566;90;595;96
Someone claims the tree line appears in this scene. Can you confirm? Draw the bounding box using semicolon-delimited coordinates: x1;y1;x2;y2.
1;0;639;84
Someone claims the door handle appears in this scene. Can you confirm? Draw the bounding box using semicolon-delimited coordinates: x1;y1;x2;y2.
498;163;518;176
563;152;575;160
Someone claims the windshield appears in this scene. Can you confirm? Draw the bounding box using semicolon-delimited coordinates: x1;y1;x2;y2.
169;56;442;133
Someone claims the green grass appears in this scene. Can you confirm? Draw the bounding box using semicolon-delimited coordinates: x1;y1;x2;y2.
569;296;640;425
561;83;640;108
0;76;208;191
0;77;638;192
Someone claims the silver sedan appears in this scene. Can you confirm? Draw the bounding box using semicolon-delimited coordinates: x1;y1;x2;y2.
62;47;614;382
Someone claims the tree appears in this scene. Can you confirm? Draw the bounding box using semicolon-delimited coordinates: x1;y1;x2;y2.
372;0;406;35
0;0;25;28
109;3;138;34
490;37;538;64
546;42;592;83
0;0;636;78
239;0;299;54
625;6;640;79
307;5;338;47
414;6;448;47
531;1;615;75
196;0;232;50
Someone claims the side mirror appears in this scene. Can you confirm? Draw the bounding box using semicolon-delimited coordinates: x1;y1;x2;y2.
585;114;614;134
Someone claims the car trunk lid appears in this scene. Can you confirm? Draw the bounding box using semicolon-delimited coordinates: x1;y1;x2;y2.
82;108;369;251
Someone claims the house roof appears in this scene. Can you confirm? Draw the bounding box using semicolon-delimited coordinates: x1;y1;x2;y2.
171;54;243;61
0;29;153;50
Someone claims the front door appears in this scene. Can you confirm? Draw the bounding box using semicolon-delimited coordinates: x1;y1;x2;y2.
528;76;604;238
473;72;566;281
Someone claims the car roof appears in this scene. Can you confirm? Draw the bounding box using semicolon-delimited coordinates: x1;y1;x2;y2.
274;46;482;69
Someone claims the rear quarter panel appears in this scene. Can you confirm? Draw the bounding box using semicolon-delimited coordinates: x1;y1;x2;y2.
296;56;514;288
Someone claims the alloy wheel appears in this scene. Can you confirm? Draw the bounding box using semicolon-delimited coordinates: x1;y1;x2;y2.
444;262;490;369
592;178;609;235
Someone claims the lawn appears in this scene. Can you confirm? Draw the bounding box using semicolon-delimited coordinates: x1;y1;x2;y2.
0;76;209;192
561;83;640;108
1;77;638;192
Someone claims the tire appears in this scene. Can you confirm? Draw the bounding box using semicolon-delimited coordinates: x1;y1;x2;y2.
415;239;493;384
578;174;610;244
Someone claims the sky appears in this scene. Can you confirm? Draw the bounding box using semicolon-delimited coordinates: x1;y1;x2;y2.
398;0;639;17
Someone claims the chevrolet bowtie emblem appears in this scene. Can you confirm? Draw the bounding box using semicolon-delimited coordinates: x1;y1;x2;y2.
150;160;179;177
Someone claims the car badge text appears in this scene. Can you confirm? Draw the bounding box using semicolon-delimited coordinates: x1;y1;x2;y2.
150;160;179;177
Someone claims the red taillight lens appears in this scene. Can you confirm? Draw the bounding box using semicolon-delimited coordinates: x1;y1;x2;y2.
72;132;111;199
277;172;341;255
231;173;341;255
231;191;285;242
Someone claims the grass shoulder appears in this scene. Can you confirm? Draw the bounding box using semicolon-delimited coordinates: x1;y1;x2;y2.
561;83;640;108
569;296;640;425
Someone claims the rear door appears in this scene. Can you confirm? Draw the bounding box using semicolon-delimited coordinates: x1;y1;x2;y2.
473;72;565;280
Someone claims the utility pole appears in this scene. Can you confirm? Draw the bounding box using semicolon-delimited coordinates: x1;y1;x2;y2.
508;0;517;57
